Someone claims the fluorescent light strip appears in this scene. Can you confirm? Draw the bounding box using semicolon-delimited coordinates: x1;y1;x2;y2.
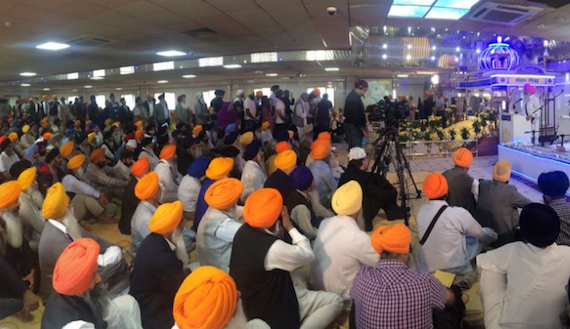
20;72;36;77
84;85;92;88
266;73;278;77
20;83;30;87
325;68;339;71
490;74;555;79
157;50;186;57
157;80;169;84
90;77;104;80
182;75;197;78
223;64;242;69
36;42;69;51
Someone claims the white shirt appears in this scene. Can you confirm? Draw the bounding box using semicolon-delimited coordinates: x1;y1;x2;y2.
130;201;157;257
274;98;286;124
295;100;309;126
0;151;19;173
240;160;265;202
417;200;497;274
264;227;314;272
177;175;201;213
148;102;154;117
62;174;100;199
114;161;131;181
477;242;570;329
244;97;257;121
310;215;379;301
140;148;159;170
524;93;541;130
155;159;178;193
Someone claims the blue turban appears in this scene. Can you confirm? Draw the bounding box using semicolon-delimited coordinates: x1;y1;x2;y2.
224;131;239;145
289;165;314;191
188;156;209;178
25;145;38;160
66;128;76;137
172;129;182;138
243;141;260;161
225;123;237;134
538;171;569;198
274;129;289;142
89;122;97;129
520;203;560;248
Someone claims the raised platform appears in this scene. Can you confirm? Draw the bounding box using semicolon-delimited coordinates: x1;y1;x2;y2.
498;143;570;196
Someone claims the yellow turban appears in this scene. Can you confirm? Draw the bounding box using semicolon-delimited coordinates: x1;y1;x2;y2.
493;159;511;183
206;157;234;180
90;148;106;163
261;121;270;131
205;178;243;210
135;171;159;201
0;181;21;209
239;131;254;146
18;167;36;191
88;132;96;143
193;125;203;136
453;147;473;168
104;118;112;126
173;266;238;329
42;183;68;219
423;173;448;200
274;150;297;172
8;132;17;142
371;224;411;254
244;188;283;228
149;201;183;234
332;180;362;216
22;125;30;133
60;141;74;158
310;140;331;161
74;120;81;127
68;154;86;170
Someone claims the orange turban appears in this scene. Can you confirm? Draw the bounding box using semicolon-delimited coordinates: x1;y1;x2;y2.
8;132;17;142
371;224;411;254
310;140;331;160
274;150;297;172
206;157;234;180
173;266;238;329
244;188;282;228
43;132;52;141
135;120;143;128
205;178;243;210
60;141;74;158
313;88;321;97
89;148;105;163
149;201;183;234
74;120;81;127
18;167;36;191
193;125;203;136
0;181;21;209
318;131;331;142
453;147;473;168
53;238;100;296
68;154;86;170
42;183;69;219
275;141;291;154
160;144;176;160
135;130;145;140
135;171;159;201
423;173;448;200
131;156;149;177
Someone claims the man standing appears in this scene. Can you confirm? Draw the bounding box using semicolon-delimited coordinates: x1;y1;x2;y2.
154;93;169;126
442;147;478;214
107;93;120;120
293;93;310;139
243;89;258;131
343;80;368;148
194;92;209;126
130;201;189;329
49;95;60;126
143;93;155;122
175;94;191;127
273;90;287;132
130;172;161;257
155;144;179;203
315;93;333;138
133;96;150;126
523;83;541;133
87;95;99;122
538;171;570;245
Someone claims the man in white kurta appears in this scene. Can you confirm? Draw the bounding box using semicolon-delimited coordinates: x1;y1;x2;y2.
155;145;180;203
477;203;570;329
240;142;266;202
523;84;541;133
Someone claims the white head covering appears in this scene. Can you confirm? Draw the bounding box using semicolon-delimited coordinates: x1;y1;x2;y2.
348;147;366;161
126;139;137;149
235;89;244;97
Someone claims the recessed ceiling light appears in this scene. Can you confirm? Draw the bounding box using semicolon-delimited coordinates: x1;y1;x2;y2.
407;44;412;49
223;64;242;69
456;47;461;52
20;72;36;77
84;85;92;88
116;88;123;90
382;44;388;49
382;54;387;59
254;70;264;74
476;49;481;54
90;77;104;80
43;88;50;91
36;42;69;51
432;46;437;50
157;80;169;84
406;54;412;60
20;83;30;87
397;74;409;78
182;74;197;78
266;73;278;77
431;56;436;61
157;50;186;57
325;68;340;71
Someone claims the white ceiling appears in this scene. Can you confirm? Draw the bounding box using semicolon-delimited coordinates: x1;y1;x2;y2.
1;0;570;81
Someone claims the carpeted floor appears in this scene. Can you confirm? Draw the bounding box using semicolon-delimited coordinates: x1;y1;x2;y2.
0;152;543;329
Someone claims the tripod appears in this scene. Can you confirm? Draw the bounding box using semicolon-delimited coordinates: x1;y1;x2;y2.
369;123;422;227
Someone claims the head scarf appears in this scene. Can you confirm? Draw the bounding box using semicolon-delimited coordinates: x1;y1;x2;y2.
275;150;297;172
135;171;159;201
196;91;204;103
332;180;362;216
126;139;138;149
273;130;289;142
244;188;283;228
53;238;100;296
206;157;234;180
524;83;536;94
149;201;183;234
205;178;243;210
18;167;36;191
68;154;86;170
453;147;473;168
243;142;260;161
188;156;209;178
538;171;570;198
224;131;239;145
88;132;96;143
310;140;331;160
423;173;448;199
493;160;511;183
0;139;10;152
135;130;145;140
239;131;254;146
131;157;149;177
173;266;237;329
371;224;411;254
0;181;21;209
43;132;52;141
160;144;176;160
348;147;366;161
89;148;105;163
520;203;560;248
42;183;68;219
289;166;313;191
60;141;74;158
313;88;321;97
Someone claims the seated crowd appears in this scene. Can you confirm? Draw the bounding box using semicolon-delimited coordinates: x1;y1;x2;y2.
0;84;569;329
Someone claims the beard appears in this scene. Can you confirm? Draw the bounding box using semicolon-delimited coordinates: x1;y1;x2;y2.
172;227;189;268
85;282;111;321
62;209;83;241
3;209;23;249
76;167;86;180
225;299;249;329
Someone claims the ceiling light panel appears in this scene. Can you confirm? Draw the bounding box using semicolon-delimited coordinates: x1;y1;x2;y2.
393;0;434;5
199;57;223;67
425;7;469;20
153;61;174;71
20;72;36;77
157;50;186;57
325;68;340;71
157;80;169;84
388;5;430;18
182;74;196;78
434;0;479;9
36;42;69;51
67;72;78;80
93;69;105;77
223;64;242;69
120;66;134;75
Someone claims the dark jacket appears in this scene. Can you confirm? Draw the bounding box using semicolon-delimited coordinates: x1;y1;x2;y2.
442;166;476;214
264;169;295;201
119;177;139;235
343;89;366;128
42;293;107;329
130;233;186;329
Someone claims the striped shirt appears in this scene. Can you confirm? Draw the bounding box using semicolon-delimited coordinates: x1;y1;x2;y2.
551;199;570;246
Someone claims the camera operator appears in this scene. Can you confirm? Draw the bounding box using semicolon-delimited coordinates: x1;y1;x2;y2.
344;80;368;148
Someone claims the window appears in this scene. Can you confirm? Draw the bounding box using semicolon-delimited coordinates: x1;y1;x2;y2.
154;92;176;110
307;87;335;107
199;57;223;67
121;94;136;109
67;72;78;80
202;90;216;107
251;52;277;63
120;66;135;75
254;88;271;97
153;61;174;71
67;96;79;105
95;95;106;108
93;69;105;77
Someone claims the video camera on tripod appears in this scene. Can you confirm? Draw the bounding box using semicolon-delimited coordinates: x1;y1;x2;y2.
367;97;408;128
